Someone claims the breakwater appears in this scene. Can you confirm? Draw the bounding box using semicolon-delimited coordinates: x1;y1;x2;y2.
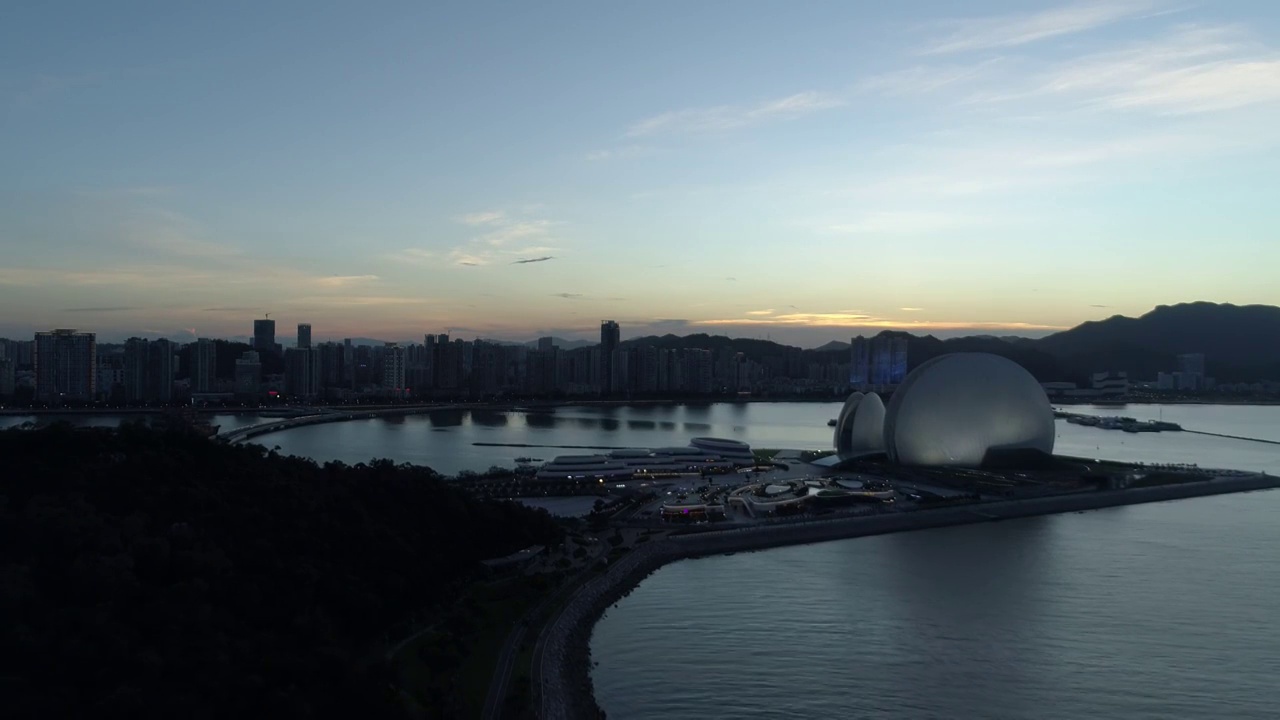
1183;430;1280;446
535;472;1280;720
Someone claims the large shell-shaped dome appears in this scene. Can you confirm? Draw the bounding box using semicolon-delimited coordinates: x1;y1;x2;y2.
833;391;885;457
884;353;1053;467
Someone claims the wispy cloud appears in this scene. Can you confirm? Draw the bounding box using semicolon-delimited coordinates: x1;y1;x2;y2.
451;250;487;267
900;307;925;312
551;293;583;299
627;91;845;137
745;309;775;316
586;145;652;161
458;210;505;226
433;210;565;266
61;306;140;313
922;1;1157;55
858;60;1003;96
476;219;558;247
392;248;438;265
0;266;219;288
122;208;240;258
696;312;1066;331
316;274;379;287
287;296;434;307
1031;25;1280;114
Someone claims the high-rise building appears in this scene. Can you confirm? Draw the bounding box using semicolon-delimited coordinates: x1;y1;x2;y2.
148;338;175;403
318;341;343;388
849;336;871;386
253;317;276;353
683;348;714;394
34;329;97;402
343;338;354;387
870;335;909;385
97;352;124;400
538;336;555;352
600;320;620;395
890;337;908;383
285;346;322;399
296;323;312;350
123;337;150;402
122;337;175;402
192;338;217;393
383;343;407;398
234;350;261;395
0;357;15;396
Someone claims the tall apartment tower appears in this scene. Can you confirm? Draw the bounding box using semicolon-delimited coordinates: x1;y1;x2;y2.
34;329;97;402
235;350;262;395
122;337;175;402
123;338;150;402
383;343;407;399
192;338;217;393
849;336;871;386
148;338;175;403
285;346;322;399
297;323;312;350
600;320;620;395
253;317;276;353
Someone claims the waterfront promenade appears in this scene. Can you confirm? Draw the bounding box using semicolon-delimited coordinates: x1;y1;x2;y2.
533;472;1280;720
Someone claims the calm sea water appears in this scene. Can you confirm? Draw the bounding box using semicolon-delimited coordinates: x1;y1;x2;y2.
2;402;1277;476
590;405;1280;720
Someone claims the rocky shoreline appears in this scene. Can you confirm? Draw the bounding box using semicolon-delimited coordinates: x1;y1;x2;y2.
536;472;1280;719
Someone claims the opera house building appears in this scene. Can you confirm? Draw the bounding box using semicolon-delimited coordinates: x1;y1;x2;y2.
833;352;1055;468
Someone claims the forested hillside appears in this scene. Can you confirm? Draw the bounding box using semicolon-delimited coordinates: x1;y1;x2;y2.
0;423;560;719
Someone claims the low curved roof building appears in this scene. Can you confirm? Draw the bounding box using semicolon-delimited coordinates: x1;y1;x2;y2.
833;391;886;457
884;353;1054;467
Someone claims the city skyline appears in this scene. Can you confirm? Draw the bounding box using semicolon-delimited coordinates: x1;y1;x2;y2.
4;1;1280;346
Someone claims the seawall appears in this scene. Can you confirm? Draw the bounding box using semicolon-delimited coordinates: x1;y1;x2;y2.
535;473;1280;720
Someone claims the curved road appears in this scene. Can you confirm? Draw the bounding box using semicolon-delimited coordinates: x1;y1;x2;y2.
484;537;615;720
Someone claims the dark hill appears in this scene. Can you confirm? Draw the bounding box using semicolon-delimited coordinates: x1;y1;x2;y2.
1036;302;1280;381
0;423;560;718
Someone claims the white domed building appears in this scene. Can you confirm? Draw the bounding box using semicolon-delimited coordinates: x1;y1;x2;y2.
832;391;886;458
883;353;1054;467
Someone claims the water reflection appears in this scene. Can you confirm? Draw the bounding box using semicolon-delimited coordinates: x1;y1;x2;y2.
526;413;558;429
427;409;464;427
469;410;509;427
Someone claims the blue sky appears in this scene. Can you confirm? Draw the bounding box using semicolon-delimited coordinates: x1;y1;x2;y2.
3;0;1279;346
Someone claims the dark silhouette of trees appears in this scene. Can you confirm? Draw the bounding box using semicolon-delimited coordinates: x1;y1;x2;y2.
0;422;560;719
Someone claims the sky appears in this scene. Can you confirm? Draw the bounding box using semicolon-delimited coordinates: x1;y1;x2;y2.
3;1;1279;347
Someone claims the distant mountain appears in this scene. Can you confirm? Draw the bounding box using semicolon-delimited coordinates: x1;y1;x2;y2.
622;333;799;357
814;340;851;353
522;337;594;351
1036;302;1280;382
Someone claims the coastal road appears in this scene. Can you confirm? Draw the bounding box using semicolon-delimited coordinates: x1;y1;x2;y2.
484;539;612;719
481;621;528;720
